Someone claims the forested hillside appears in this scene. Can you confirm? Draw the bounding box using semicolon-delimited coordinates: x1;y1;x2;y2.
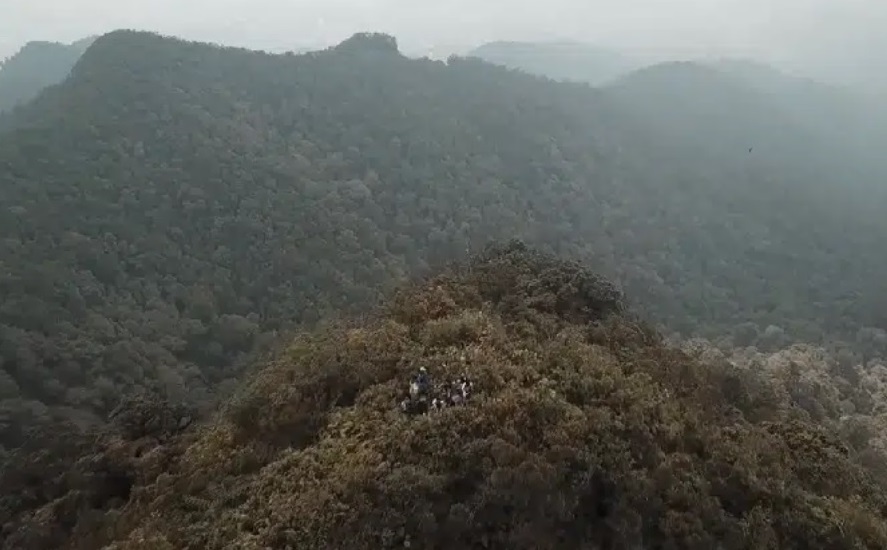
467;41;887;183
604;61;887;188
0;37;93;113
712;59;887;178
2;30;887;453
3;244;886;548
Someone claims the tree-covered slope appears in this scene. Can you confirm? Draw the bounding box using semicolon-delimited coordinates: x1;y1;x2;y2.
4;244;886;549
711;59;887;180
2;30;887;448
604;60;887;186
0;37;94;113
463;42;887;188
605;62;813;160
598;59;887;338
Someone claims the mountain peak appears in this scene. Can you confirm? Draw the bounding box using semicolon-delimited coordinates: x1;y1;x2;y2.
69;30;181;79
331;32;401;55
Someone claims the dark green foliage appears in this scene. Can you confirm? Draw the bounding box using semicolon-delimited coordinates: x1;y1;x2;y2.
108;390;194;441
0;420;132;549
2;30;887;448
0;392;193;550
28;245;880;550
1;27;886;550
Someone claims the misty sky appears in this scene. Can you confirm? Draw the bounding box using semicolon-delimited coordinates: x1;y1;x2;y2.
2;0;885;86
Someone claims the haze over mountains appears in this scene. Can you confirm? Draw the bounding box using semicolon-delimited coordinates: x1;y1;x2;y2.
466;41;643;86
2;26;887;549
5;0;885;92
0;37;95;113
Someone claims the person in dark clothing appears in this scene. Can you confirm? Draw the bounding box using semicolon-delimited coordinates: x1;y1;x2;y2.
460;375;473;400
409;367;430;401
416;366;430;393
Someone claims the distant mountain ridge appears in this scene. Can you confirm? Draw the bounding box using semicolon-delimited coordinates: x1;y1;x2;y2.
708;58;887;177
602;59;887;186
467;40;887;163
467;40;641;85
0;37;95;113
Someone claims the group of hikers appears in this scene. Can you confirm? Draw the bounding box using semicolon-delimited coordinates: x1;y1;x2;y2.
399;366;474;415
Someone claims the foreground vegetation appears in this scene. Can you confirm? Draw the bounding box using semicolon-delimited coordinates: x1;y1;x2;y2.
2;243;886;549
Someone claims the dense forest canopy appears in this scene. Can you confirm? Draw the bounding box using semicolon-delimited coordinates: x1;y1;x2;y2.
2;30;887;452
3;244;887;548
1;27;887;548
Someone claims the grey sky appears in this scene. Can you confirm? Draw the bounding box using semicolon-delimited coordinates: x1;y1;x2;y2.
2;0;885;86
